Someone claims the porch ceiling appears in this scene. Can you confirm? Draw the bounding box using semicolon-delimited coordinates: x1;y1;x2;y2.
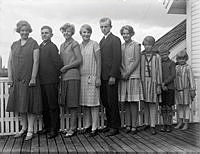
164;0;186;14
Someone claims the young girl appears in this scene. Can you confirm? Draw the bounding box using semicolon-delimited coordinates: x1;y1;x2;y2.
175;49;196;130
79;24;101;137
59;23;82;137
118;25;143;134
141;36;162;135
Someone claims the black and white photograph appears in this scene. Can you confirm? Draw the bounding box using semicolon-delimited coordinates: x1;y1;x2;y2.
0;0;200;153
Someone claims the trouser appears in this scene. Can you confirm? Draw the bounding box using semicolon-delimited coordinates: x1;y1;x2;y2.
100;80;121;129
41;84;60;132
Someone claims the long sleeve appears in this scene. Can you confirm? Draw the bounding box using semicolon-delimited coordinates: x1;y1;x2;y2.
188;66;196;91
50;44;63;72
163;61;176;86
157;54;162;85
109;36;122;78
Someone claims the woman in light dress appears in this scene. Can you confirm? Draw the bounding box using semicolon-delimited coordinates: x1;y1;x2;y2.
118;25;143;134
79;24;101;137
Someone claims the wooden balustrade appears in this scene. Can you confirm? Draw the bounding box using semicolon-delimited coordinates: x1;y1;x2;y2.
0;77;195;135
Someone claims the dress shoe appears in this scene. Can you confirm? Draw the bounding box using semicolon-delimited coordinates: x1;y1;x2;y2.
124;126;131;133
48;131;58;139
99;127;110;133
166;125;172;132
25;131;33;141
150;127;157;135
160;125;166;132
105;128;119;137
37;129;49;135
14;129;27;138
88;129;98;137
130;128;137;135
79;126;92;134
65;129;77;138
143;125;150;131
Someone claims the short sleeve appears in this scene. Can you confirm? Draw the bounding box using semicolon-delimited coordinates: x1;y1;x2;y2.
60;43;64;53
33;40;39;50
93;41;100;53
71;41;79;49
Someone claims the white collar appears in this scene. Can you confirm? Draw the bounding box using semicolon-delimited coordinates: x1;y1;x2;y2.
104;32;111;39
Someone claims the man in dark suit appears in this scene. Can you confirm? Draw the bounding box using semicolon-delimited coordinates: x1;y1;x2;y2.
99;17;121;136
38;26;63;139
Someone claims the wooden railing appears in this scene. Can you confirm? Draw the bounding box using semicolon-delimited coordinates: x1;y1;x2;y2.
0;78;195;135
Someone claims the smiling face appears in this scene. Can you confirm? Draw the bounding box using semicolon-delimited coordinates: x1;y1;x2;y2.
100;21;111;35
19;26;30;40
122;29;132;43
41;28;52;41
61;28;73;40
80;28;91;42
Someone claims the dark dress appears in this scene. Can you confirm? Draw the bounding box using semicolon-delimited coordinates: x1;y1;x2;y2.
6;37;42;114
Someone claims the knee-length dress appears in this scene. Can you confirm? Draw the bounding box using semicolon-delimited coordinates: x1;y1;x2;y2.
118;41;143;102
175;63;196;105
80;40;100;106
6;37;42;114
140;52;162;103
59;38;80;108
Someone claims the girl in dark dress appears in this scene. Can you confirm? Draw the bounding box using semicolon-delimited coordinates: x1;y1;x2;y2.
6;20;42;140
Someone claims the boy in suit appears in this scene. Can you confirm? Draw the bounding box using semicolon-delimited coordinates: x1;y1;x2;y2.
38;26;63;138
99;17;121;136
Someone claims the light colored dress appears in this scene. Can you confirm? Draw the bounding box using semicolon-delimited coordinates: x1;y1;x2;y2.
80;40;100;106
140;52;162;103
175;63;196;105
118;41;143;102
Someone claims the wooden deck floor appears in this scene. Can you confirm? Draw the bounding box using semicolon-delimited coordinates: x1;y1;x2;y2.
0;123;200;154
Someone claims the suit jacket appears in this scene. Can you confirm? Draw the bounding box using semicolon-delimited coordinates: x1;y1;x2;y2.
39;40;63;85
100;33;122;80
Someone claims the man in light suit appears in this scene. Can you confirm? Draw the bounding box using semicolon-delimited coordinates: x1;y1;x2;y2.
99;17;121;136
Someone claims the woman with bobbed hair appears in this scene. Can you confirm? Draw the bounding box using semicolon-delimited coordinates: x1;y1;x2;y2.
6;20;42;140
59;23;82;137
118;25;143;134
79;24;101;137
